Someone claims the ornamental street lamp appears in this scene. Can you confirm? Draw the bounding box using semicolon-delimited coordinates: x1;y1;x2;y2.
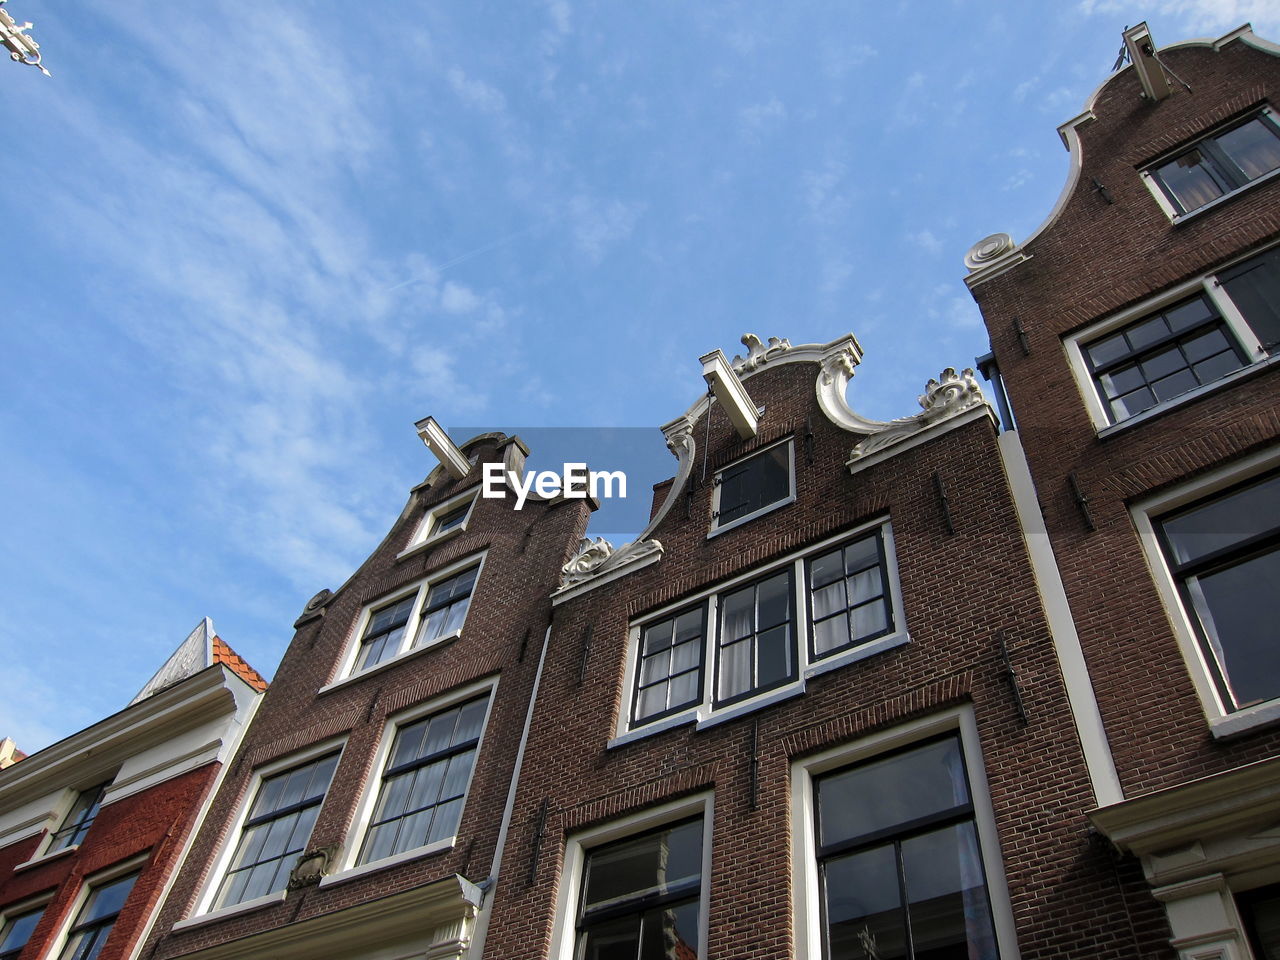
0;0;50;76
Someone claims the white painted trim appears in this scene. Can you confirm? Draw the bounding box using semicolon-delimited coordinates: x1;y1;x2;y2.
1129;445;1280;735
0;892;52;958
415;416;471;480
1065;240;1279;431
997;431;1124;807
615;520;908;744
318;837;454;887
12;840;77;872
790;706;1021;960
547;792;714;960
467;623;555;960
708;437;796;537
398;489;479;560
700;349;759;439
846;405;996;476
190;735;348;919
336;677;498;876
330;550;488;684
46;853;150;960
172;890;287;931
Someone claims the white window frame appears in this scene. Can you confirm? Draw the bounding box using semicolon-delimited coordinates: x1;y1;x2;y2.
547;792;713;960
790;706;1020;960
45;853;147;960
1131;445;1280;739
399;489;479;559
1065;243;1279;433
328;550;488;688
708;437;796;537
183;737;346;924
1140;107;1280;223
323;677;498;885
613;520;908;746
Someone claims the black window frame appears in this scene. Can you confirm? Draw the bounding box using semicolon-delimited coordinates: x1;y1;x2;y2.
806;528;896;663
350;562;480;675
1081;292;1249;423
631;604;708;728
813;733;999;960
57;871;138;960
47;782;109;854
1148;109;1280;216
574;816;705;960
713;567;797;708
357;693;490;866
413;566;478;650
0;905;45;960
711;439;795;531
353;592;418;672
1154;469;1280;713
212;750;340;910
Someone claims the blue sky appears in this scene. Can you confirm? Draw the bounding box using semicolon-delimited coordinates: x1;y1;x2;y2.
3;1;1277;754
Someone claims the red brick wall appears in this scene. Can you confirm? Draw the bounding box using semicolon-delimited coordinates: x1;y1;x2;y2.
0;762;219;960
970;35;1280;796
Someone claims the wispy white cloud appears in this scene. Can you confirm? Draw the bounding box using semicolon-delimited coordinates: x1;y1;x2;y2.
907;229;945;255
739;96;787;142
568;195;645;262
1080;0;1280;36
447;67;509;115
801;160;853;225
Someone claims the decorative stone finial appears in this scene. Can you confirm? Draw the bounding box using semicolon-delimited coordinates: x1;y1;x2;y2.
918;367;985;416
731;334;792;374
964;233;1016;272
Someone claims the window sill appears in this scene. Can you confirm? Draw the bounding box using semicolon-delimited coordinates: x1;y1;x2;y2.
318;838;454;888
707;494;795;539
174;890;287;931
1096;353;1280;438
1167;166;1280;225
319;631;462;695
1209;699;1280;740
805;631;910;681
396;525;466;562
13;843;77;872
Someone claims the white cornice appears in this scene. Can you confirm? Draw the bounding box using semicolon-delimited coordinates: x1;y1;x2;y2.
168;875;482;960
0;665;255;813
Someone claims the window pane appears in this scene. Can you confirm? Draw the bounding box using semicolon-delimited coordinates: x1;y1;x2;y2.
716;444;790;525
636;684;668;721
1149;367;1199;402
757;573;791;629
1217;117;1280;180
813;582;847;620
823;844;906;960
668;672;699;708
902;823;998;960
638;901;700;960
671;638;699;674
818;737;969;849
1161;474;1280;564
1239;884;1280;960
851;601;889;642
643;620;673;654
1192;549;1280;708
583;821;702;911
578;915;641;960
814;613;850;655
757;625;791;687
0;908;43;954
720;587;754;640
812;550;844;588
1155;150;1226;211
718;639;751;700
673;610;702;645
1086;331;1129;368
1221;248;1280;351
81;873;136;924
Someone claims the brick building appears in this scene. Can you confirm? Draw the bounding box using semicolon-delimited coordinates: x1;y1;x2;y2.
0;619;265;960
138;430;593;960
16;19;1280;960
965;22;1280;960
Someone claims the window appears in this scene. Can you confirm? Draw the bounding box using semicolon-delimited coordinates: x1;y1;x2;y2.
813;735;998;960
0;906;44;960
1147;110;1280;216
711;440;794;532
47;782;108;853
1072;245;1280;426
1154;470;1280;713
716;570;795;705
405;492;478;553
212;751;339;909
348;560;481;675
358;693;489;865
632;607;705;726
574;818;704;960
57;872;137;960
625;524;904;735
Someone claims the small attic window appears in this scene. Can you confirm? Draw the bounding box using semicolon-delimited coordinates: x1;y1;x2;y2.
710;439;795;535
1146;110;1280;217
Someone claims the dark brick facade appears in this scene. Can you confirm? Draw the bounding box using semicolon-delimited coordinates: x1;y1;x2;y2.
968;32;1280;797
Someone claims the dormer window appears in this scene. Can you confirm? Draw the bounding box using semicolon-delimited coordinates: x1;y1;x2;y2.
710;439;794;534
402;492;478;557
1146;109;1280;217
